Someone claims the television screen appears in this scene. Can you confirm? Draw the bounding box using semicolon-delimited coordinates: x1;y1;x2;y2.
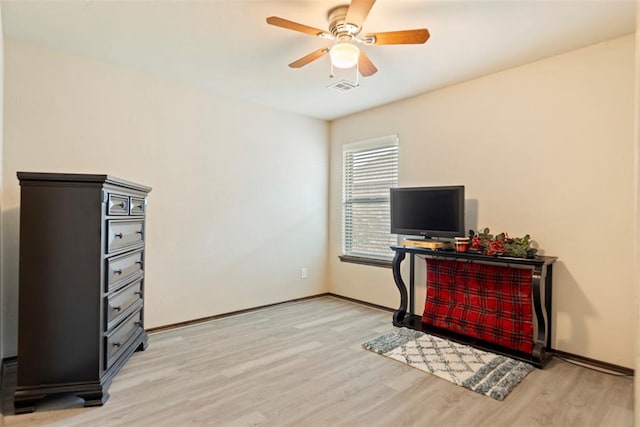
390;186;465;238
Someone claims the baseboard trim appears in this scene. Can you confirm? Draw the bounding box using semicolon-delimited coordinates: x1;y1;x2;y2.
552;349;633;376
326;293;394;313
146;293;330;333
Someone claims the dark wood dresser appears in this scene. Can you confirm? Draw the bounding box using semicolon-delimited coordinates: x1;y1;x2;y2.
14;172;151;413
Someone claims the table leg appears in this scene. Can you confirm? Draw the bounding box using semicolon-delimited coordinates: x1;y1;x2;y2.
392;250;407;325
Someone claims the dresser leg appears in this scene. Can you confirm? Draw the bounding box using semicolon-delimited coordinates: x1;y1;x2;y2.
13;395;44;414
135;334;149;352
77;390;109;407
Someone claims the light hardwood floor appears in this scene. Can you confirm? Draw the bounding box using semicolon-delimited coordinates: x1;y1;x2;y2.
2;296;634;426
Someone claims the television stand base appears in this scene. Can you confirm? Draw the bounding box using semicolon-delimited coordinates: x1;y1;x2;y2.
401;239;453;250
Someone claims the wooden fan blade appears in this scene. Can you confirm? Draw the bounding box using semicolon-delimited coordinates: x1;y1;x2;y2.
289;47;330;68
365;29;430;45
266;16;330;38
358;51;378;77
345;0;376;28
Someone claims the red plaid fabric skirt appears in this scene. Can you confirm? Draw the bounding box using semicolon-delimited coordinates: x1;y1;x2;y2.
422;259;534;354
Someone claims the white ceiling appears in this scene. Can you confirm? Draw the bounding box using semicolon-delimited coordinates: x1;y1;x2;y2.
1;0;636;121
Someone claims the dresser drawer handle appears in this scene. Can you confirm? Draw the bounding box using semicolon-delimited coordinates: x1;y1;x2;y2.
113;305;121;312
135;321;143;327
135;291;143;297
119;201;126;208
115;233;123;239
135;231;143;235
112;342;121;348
114;269;123;275
135;261;142;265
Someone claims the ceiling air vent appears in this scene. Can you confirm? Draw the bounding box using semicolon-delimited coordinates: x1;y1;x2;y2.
327;80;359;92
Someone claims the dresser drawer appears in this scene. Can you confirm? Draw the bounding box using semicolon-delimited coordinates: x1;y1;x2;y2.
129;197;145;216
106;250;143;292
107;220;144;253
108;193;130;216
106;279;143;330
105;310;143;369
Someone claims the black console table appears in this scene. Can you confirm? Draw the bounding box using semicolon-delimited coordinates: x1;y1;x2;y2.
391;245;556;368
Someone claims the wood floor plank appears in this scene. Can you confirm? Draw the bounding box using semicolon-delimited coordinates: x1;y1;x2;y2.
3;296;633;426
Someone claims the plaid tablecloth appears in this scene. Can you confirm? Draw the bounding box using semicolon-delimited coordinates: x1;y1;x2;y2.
422;258;534;354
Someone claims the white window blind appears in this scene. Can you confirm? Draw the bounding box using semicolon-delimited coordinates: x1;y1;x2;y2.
343;135;399;260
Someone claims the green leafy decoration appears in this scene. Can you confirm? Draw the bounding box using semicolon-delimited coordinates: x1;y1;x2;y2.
469;228;538;258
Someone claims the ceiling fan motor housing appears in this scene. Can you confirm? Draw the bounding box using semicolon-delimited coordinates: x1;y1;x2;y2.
328;5;360;38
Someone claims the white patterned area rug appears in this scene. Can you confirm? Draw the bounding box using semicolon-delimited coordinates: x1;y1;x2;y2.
362;327;534;401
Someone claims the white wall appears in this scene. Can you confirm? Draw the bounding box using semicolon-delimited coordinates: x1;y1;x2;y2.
329;35;636;368
1;39;329;357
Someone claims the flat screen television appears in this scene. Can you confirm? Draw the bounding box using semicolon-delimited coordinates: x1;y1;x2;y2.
390;185;465;239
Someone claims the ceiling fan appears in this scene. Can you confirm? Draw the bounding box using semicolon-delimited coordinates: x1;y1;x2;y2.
266;0;430;77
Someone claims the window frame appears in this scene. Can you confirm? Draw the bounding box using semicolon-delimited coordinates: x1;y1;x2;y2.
340;135;399;268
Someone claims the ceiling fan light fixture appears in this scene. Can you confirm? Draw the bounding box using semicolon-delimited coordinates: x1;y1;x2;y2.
329;42;360;69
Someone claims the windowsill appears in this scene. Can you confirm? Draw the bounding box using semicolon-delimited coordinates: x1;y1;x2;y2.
338;255;393;268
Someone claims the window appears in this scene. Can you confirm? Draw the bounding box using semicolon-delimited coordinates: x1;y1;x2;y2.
342;135;399;264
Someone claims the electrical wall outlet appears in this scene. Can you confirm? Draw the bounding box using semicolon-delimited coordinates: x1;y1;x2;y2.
300;267;308;279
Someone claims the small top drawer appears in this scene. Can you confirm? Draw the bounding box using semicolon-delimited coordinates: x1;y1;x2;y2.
108;193;130;216
130;197;145;216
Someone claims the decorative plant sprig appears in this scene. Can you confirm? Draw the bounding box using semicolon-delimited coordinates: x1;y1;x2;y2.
468;227;538;258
